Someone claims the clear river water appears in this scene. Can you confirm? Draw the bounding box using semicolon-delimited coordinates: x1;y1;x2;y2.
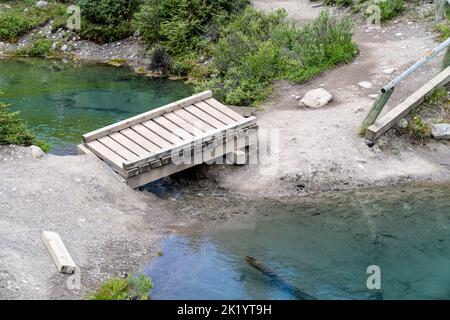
0;58;192;154
145;183;450;300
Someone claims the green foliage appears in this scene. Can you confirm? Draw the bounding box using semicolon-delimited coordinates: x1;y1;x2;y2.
408;115;431;142
17;37;53;57
426;87;449;106
78;0;141;43
90;274;153;300
199;9;357;106
376;0;405;21
0;102;49;152
133;0;250;55
0;1;67;42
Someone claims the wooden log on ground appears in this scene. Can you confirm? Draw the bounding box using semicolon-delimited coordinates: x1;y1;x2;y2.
41;231;77;274
366;66;450;143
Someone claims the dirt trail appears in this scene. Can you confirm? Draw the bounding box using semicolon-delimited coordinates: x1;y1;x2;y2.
192;1;450;197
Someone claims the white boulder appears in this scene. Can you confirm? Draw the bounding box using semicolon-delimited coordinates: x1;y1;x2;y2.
299;88;333;109
432;123;450;140
36;1;48;9
30;145;45;159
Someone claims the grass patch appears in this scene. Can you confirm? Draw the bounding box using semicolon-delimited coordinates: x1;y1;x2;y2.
0;101;49;152
0;0;67;42
16;37;53;57
408;114;431;142
90;274;153;300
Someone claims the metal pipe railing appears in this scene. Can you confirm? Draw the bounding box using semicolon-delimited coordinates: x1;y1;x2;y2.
381;37;450;92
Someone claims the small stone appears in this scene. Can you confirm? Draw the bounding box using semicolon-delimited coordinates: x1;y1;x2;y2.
61;44;68;51
299;88;333;109
383;68;396;74
30;146;45;159
368;94;379;99
36;1;48;9
354;106;364;113
396;118;408;129
432;123;450;140
358;81;372;89
395;33;403;37
51;42;57;50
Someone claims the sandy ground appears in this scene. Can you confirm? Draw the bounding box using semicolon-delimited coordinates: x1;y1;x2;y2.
0;146;183;299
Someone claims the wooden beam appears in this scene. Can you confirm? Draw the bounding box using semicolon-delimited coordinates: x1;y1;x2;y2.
366;66;450;141
41;231;77;274
82;91;213;143
123;117;257;170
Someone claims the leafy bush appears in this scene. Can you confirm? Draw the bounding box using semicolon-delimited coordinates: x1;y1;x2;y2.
0;102;49;152
78;0;141;43
133;0;250;54
376;0;405;21
17;37;54;57
90;274;153;300
199;9;357;106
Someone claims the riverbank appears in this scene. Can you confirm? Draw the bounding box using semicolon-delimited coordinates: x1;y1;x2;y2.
0;145;186;299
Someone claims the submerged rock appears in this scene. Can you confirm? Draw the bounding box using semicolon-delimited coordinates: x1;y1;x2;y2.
432;123;450;140
299;88;333;109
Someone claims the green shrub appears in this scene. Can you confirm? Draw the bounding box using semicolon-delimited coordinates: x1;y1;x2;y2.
0;1;67;42
133;0;250;54
17;37;54;57
199;9;357;106
0;102;49;152
78;0;141;43
90;274;153;300
377;0;405;21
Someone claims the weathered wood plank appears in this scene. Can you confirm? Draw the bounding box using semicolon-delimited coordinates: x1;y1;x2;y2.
109;132;150;157
366;66;450;141
41;231;77;274
204;98;245;121
85;140;126;171
123;117;257;170
98;136;139;161
131;124;173;149
173;109;214;132
163;113;203;136
83;90;213;142
152;115;194;141
185;105;225;128
121;128;162;153
142;120;184;145
194;101;235;125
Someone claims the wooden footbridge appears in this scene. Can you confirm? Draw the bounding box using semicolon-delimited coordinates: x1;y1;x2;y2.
77;91;258;188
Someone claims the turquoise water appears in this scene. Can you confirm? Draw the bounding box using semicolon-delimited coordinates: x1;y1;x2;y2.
146;183;450;300
0;58;192;154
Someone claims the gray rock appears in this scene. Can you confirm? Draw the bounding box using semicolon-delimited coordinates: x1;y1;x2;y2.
358;81;372;89
36;1;48;9
382;68;396;74
299;88;333;109
432;123;450;140
61;44;68;51
30;146;45;159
